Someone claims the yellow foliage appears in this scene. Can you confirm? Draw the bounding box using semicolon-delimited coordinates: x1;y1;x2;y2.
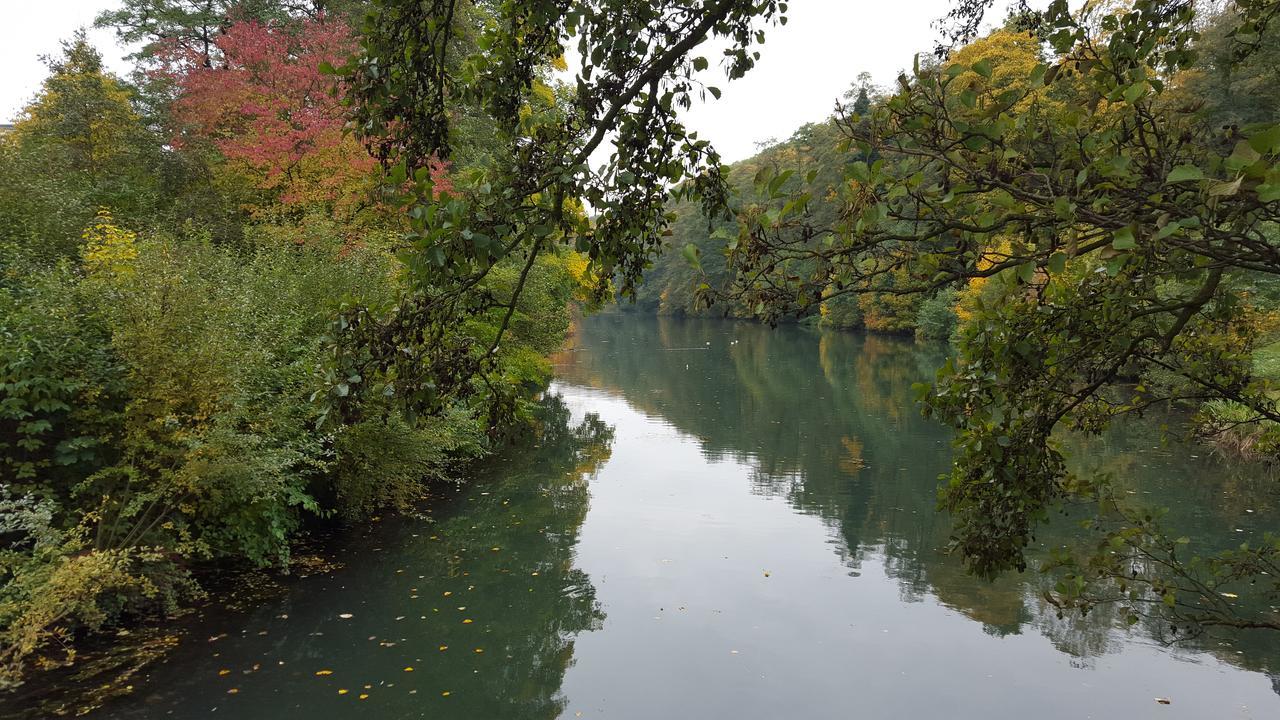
81;208;138;275
955;238;1013;324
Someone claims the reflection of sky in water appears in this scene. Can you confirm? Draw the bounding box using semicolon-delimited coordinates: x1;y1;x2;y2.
93;314;1280;720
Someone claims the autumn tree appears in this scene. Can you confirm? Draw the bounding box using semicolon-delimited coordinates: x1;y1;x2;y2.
160;16;390;217
0;34;165;258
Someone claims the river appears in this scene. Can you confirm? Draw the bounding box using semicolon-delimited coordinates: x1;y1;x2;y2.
97;313;1280;719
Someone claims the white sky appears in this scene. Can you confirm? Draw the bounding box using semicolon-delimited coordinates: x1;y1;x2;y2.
1;0;1022;160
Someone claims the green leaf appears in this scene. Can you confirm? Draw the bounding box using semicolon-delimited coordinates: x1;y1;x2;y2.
707;86;721;100
972;59;993;78
682;243;701;269
1247;124;1280;154
1165;165;1203;183
1047;252;1067;275
1123;81;1148;105
1017;262;1036;284
1111;227;1136;250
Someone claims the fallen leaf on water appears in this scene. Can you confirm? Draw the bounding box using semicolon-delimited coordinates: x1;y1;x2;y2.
442;691;452;697
359;693;369;700
439;645;448;651
443;591;453;597
315;670;333;676
462;619;473;624
1221;592;1239;599
338;689;349;695
227;688;239;695
404;667;414;672
218;669;231;676
1155;698;1171;705
338;613;353;619
763;571;771;577
474;648;484;654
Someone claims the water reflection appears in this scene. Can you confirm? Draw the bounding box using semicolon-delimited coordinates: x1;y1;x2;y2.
98;395;614;720
555;314;1280;677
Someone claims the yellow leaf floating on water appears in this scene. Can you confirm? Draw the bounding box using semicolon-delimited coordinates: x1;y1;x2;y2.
338;613;353;619
1221;592;1239;599
439;645;448;651
338;689;349;695
442;691;451;697
227;688;239;695
404;666;414;672
359;693;369;700
462;619;473;624
474;648;484;654
443;591;452;597
218;669;231;676
316;670;334;676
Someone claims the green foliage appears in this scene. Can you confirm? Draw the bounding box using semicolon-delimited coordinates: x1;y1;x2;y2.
0;13;588;690
0;35;243;260
0;255;125;495
914;288;959;341
335;0;786;415
706;0;1280;632
329;407;484;521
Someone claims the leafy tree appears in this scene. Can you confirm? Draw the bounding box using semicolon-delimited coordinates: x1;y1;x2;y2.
0;34;163;258
95;0;359;67
711;0;1280;631
159;16;393;216
327;0;787;415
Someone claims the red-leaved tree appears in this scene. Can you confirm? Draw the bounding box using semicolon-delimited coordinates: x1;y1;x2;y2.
161;16;449;216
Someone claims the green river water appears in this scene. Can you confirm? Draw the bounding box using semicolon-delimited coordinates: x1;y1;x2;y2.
96;314;1280;719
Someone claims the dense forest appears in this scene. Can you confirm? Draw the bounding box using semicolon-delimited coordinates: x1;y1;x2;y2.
2;0;1280;710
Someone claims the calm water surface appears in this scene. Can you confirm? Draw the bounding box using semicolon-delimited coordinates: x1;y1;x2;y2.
100;314;1280;719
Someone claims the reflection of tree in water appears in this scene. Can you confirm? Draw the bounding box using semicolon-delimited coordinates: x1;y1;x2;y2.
559;314;1280;674
92;393;616;720
443;393;614;719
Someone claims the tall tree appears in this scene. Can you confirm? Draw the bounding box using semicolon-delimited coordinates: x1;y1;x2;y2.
0;33;162;258
326;0;786;415
95;0;358;66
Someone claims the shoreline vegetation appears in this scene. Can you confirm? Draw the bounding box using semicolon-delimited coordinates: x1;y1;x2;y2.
0;7;585;699
4;0;1280;714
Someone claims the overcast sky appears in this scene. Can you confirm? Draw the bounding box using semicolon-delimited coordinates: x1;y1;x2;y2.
1;1;1020;161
